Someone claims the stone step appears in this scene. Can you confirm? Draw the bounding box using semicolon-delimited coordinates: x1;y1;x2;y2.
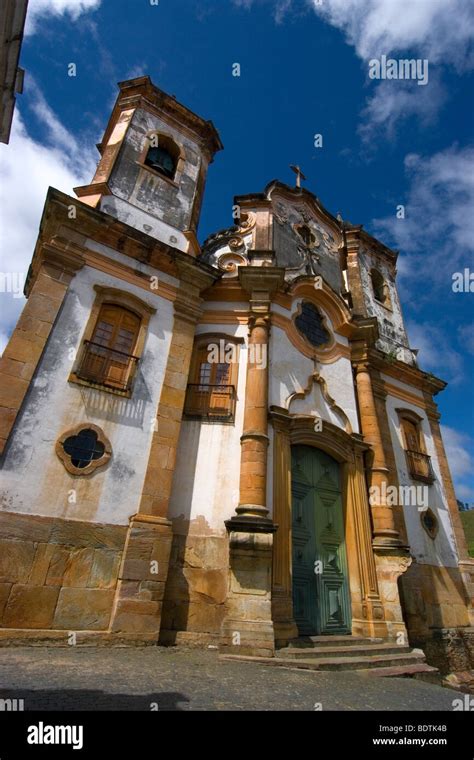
221;650;427;672
286;636;384;649
276;643;413;659
359;663;439;679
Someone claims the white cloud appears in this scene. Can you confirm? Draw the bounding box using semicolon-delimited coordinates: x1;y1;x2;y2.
372;145;474;290
0;98;96;354
441;425;474;500
358;76;446;142
233;0;293;23
26;0;102;35
311;0;474;68
311;0;474;137
458;324;474;355
405;320;463;384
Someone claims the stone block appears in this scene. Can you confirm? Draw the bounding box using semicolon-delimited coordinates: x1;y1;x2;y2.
121;559;154;582
29;543;55;585
0;407;17;440
0;583;12;621
62;548;95;588
0;512;51;544
114;599;160;617
139;580;166;602
0;376;29;409
88;550;121;589
1;335;43;364
184;568;227;605
54;588;115;630
45;546;71;586
0;357;24;378
3;585;59;628
50;521;126;551
0;539;36;583
26;292;62;323
111;610;161;635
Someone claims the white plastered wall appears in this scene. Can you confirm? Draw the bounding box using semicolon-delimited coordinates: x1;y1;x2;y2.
167;322;247;533
383;374;459;567
1;263;176;526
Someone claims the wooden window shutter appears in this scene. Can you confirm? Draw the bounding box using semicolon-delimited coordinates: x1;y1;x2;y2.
89;305;141;389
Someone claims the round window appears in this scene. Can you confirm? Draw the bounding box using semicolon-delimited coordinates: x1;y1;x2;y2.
56;424;112;475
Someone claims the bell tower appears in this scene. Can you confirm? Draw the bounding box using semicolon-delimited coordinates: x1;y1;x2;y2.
74;76;223;253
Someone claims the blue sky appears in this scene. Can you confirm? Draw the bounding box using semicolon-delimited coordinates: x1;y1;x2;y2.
0;0;473;500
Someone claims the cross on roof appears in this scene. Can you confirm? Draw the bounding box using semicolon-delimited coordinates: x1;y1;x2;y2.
290;164;307;189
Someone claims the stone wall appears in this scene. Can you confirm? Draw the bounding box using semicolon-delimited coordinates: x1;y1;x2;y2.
400;561;473;671
0;511;126;633
160;524;228;646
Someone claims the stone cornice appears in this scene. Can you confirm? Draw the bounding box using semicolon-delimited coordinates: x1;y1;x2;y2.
27;187;219;295
98;77;223;160
370;348;447;396
25;237;86;296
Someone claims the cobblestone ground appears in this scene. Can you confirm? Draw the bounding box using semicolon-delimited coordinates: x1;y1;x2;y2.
0;647;457;711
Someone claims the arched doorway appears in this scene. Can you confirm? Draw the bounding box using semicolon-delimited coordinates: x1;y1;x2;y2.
291;445;351;635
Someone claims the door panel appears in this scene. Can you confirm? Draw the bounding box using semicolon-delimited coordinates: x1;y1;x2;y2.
291;445;351;636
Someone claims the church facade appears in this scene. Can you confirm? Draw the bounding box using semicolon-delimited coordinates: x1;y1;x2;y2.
0;77;472;673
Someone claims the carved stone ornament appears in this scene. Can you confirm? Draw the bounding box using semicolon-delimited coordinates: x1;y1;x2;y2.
237;211;256;234
217;252;247;277
228;237;245;251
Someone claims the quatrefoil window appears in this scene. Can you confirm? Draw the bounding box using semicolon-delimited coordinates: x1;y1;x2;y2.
295;302;331;348
420;508;439;540
56;424;112;475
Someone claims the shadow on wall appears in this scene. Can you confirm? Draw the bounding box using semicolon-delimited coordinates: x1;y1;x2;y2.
160;420;228;644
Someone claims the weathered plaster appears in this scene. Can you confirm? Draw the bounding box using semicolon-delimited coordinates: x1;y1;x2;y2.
1;266;174;526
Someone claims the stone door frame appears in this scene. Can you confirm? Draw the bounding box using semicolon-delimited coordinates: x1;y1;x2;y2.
269;407;388;646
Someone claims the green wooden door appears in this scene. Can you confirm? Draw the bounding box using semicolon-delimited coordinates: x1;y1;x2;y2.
291;445;351;635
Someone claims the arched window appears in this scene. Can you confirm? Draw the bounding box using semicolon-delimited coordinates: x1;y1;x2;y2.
295;224;316;247
77;304;141;392
397;409;435;484
370;268;390;307
295;301;331;348
144;134;181;181
420;508;439;539
184;335;241;421
70;286;156;397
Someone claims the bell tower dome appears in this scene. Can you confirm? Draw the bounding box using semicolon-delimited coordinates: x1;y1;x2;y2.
74;76;223;253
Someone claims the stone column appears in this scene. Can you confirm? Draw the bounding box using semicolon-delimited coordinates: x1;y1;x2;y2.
352;336;411;640
220;266;284;657
354;361;402;547
346;449;388;637
269;411;299;646
0;240;84;455
110;263;216;641
423;392;474;625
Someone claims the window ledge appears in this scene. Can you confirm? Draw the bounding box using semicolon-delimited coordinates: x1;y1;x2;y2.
374;298;393;313
183;414;235;425
409;472;436;485
136;161;179;188
68;373;133;399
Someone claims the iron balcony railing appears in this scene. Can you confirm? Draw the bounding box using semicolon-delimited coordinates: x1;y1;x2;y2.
405;449;435;483
184;383;236;420
75;340;140;392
